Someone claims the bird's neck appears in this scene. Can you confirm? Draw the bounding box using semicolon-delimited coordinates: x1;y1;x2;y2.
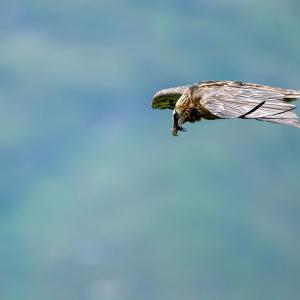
176;91;192;111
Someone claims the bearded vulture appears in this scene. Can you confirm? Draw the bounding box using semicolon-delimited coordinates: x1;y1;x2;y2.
152;80;300;136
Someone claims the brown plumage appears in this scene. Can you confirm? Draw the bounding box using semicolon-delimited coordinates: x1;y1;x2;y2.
151;80;300;136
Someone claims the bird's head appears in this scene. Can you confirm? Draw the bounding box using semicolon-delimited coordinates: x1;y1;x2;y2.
171;109;186;136
151;85;192;136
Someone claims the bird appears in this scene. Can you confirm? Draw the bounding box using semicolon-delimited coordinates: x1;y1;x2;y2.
151;80;300;136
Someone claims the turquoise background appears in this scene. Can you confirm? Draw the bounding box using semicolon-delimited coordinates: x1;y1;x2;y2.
1;1;300;299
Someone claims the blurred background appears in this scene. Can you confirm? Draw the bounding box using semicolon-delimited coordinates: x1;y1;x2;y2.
1;0;300;299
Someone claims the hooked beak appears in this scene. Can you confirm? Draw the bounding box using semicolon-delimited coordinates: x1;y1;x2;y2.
172;127;178;136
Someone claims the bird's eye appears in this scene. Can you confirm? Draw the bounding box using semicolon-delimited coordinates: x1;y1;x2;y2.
173;111;179;119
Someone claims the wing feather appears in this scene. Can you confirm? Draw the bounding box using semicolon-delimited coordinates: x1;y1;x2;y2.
199;83;300;128
151;85;191;110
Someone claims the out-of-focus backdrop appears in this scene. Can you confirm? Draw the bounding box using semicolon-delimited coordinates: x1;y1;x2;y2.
1;1;300;299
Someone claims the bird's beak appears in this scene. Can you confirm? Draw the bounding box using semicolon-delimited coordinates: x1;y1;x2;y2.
171;126;178;136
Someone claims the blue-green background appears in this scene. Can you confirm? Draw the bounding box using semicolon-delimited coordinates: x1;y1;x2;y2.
1;1;300;299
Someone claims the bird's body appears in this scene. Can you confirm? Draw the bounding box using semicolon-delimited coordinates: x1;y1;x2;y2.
151;80;300;135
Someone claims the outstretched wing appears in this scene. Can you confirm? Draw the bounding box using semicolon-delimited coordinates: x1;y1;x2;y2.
198;82;300;128
151;85;191;110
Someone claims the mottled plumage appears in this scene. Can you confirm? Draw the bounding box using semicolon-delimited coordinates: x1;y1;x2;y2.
151;80;300;136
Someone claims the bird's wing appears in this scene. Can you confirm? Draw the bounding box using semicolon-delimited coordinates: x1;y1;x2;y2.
198;83;300;128
152;85;191;110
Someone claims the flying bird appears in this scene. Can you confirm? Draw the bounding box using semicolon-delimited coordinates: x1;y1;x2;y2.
151;80;300;136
